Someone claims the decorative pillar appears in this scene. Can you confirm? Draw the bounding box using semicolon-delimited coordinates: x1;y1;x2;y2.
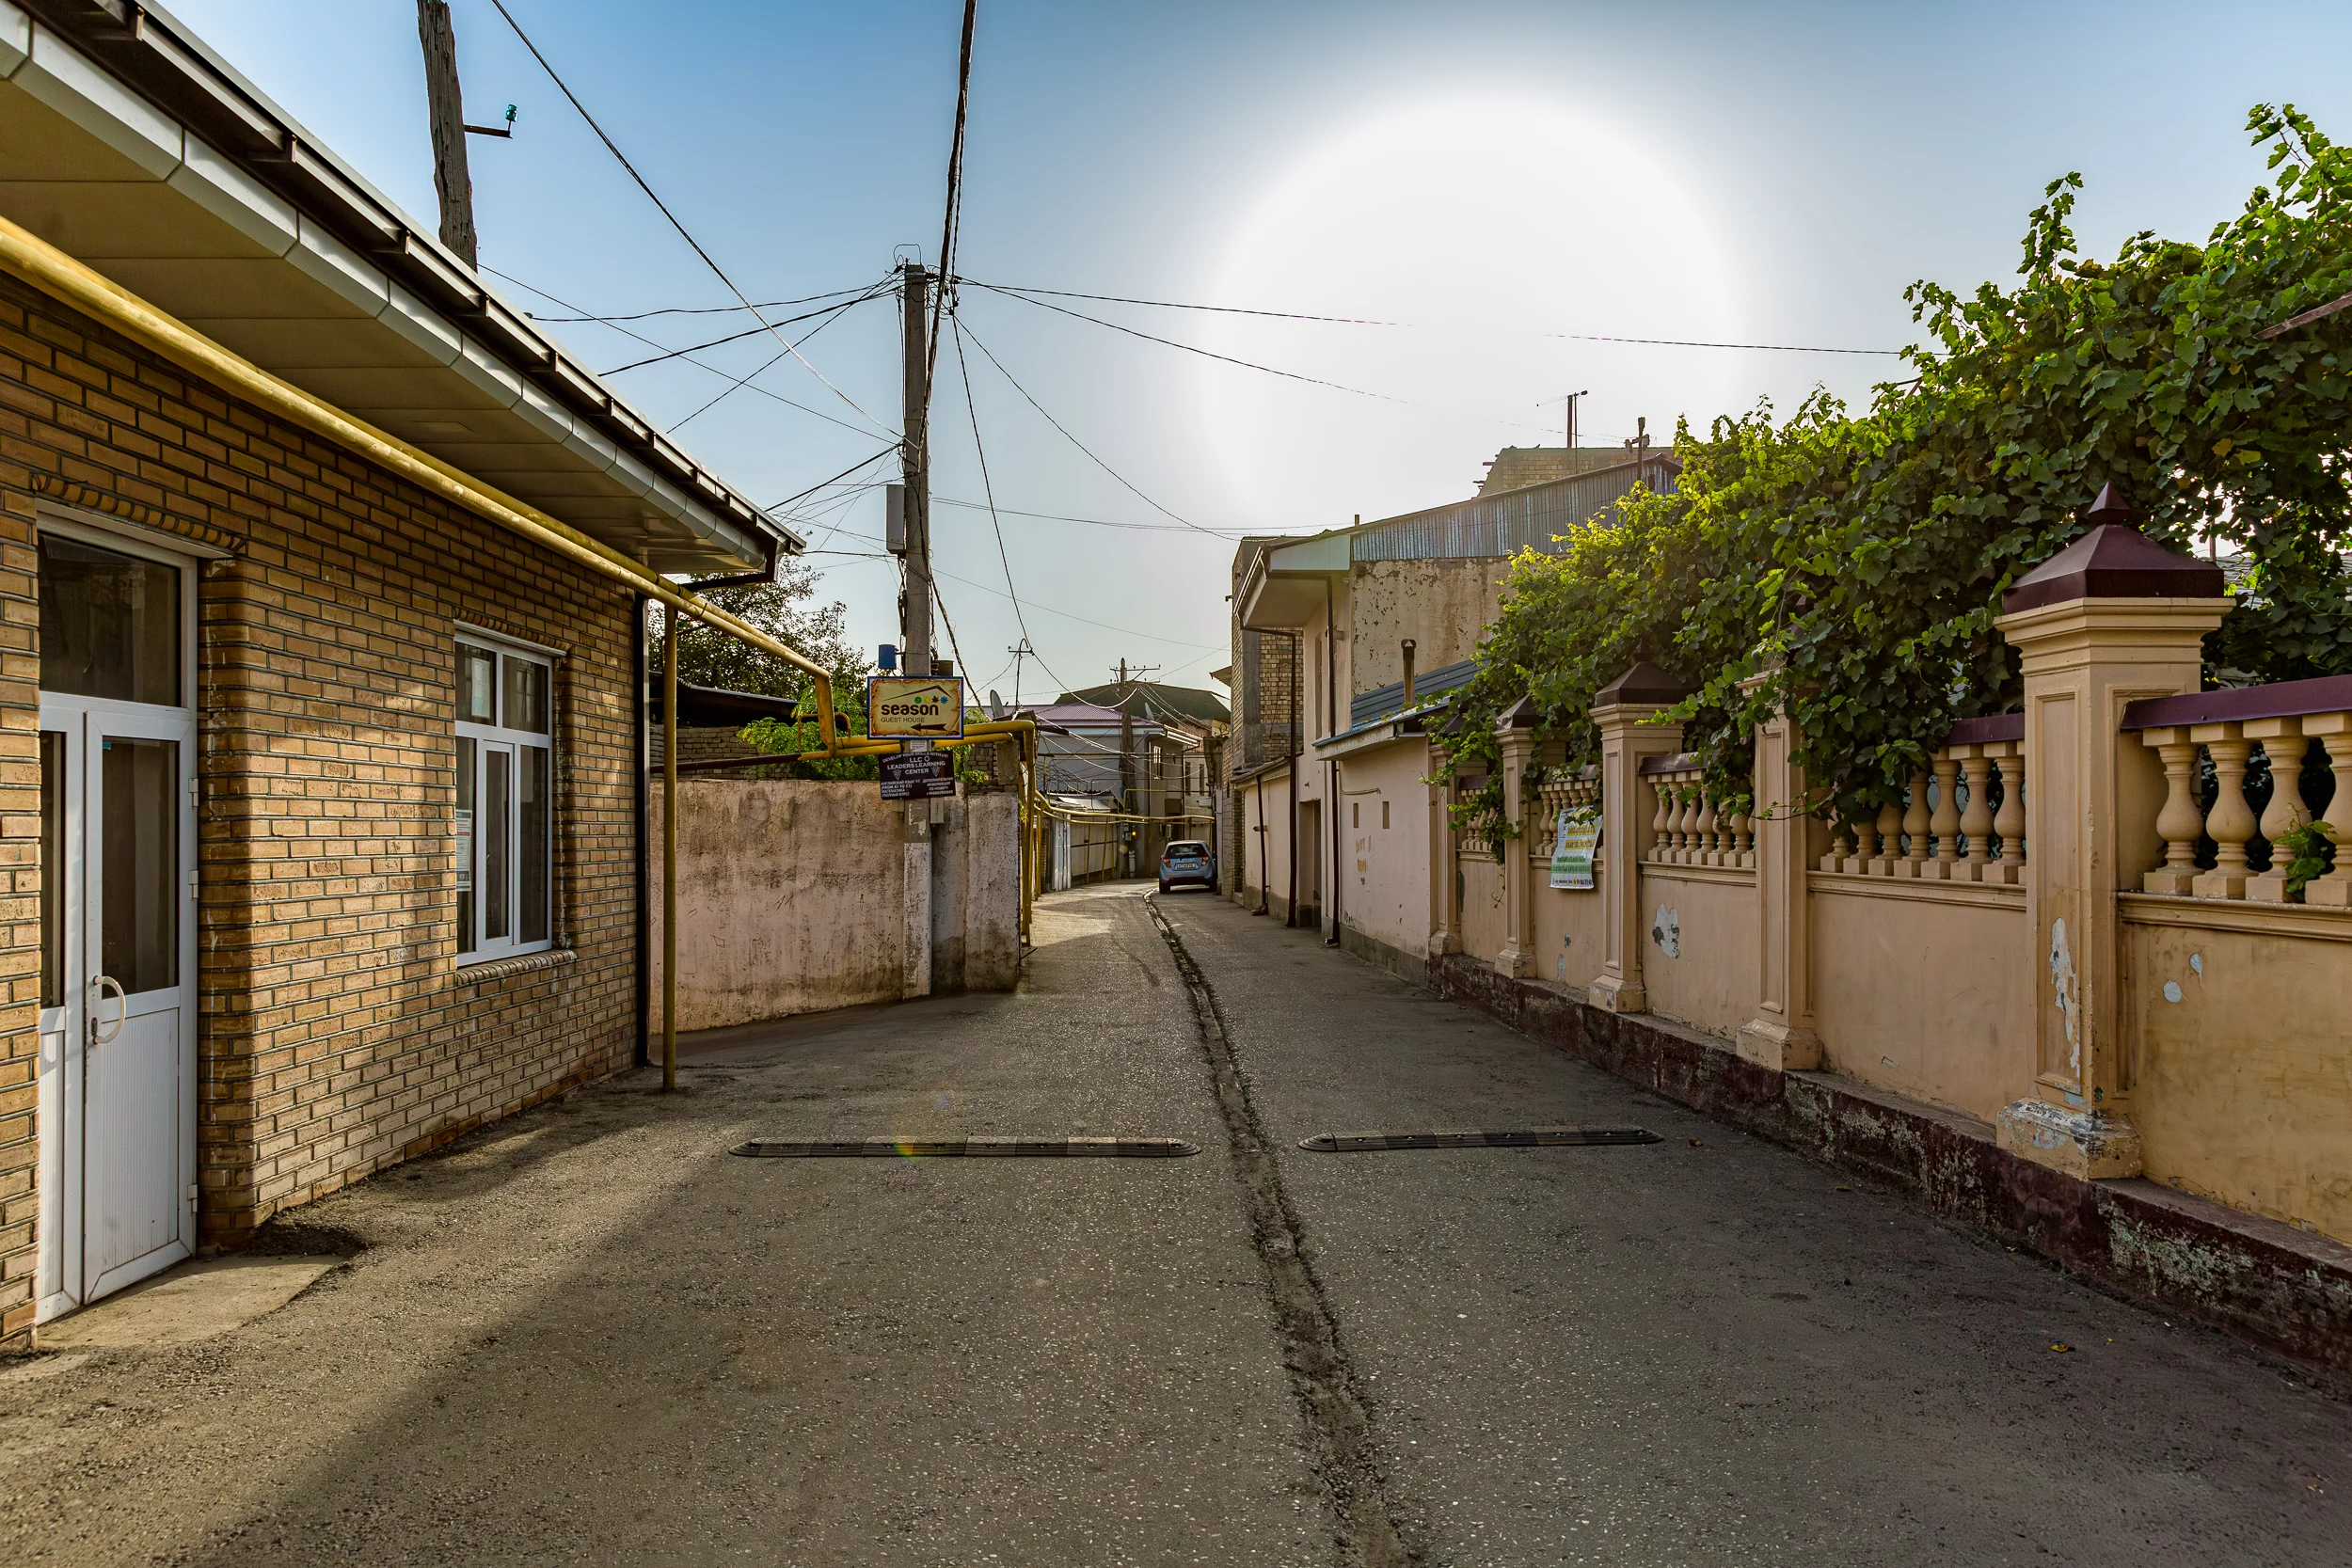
1427;738;1461;954
2305;717;2352;908
1992;485;2229;1179
1737;679;1821;1071
1492;697;1541;977
1587;662;1687;1014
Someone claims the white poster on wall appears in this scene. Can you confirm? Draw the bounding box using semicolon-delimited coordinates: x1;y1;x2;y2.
1549;806;1599;890
454;807;473;893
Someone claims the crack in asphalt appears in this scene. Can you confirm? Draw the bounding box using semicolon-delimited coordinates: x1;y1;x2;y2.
1144;894;1416;1568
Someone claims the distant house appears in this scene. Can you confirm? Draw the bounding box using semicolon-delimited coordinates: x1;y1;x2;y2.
1225;448;1677;934
0;8;797;1343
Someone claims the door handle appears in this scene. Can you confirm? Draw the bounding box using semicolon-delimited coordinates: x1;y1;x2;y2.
89;974;126;1045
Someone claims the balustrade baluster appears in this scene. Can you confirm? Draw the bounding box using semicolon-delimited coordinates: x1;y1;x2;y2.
2246;720;2307;903
1990;747;2026;884
1693;789;1719;866
1928;754;1963;879
1869;802;1903;877
2140;727;2200;894
1958;752;1995;880
2192;722;2255;899
1648;777;1671;862
2306;718;2352;906
1730;809;1755;868
1899;770;1931;878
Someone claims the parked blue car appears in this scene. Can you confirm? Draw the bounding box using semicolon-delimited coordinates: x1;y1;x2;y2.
1158;840;1216;894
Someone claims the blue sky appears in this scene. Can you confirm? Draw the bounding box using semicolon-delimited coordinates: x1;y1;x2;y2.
163;0;2352;701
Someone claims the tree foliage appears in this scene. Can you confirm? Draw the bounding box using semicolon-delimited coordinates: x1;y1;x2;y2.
1441;105;2352;835
653;557;868;704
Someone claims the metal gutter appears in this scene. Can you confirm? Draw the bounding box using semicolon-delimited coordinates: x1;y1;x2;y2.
0;206;842;740
12;0;796;558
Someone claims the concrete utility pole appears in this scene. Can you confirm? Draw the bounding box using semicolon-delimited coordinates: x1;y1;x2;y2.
899;261;935;998
415;0;477;266
900;262;935;679
1007;637;1033;710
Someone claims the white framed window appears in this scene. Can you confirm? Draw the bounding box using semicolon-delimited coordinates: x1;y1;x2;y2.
454;636;554;962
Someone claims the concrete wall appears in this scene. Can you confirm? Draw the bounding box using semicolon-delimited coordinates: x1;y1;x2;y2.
1459;853;1507;962
1636;869;1759;1040
651;782;1019;1032
1348;558;1507;692
1333;743;1431;963
2125;914;2352;1243
1532;859;1612;992
1812;885;2036;1125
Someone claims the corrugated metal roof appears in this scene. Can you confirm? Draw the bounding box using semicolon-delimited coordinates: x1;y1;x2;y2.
1352;455;1677;563
1350;657;1481;729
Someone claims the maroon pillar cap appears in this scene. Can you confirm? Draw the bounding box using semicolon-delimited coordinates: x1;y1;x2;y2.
1495;695;1543;730
2002;484;2225;612
1593;658;1690;709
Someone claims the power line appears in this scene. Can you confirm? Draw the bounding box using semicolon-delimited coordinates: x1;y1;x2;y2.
963;280;1411;404
931;496;1256;537
485;0;887;427
525;283;873;324
928;0;978;386
966;275;1899;356
600;283;892;375
964;279;1404;326
952;318;1230;542
762;447;901;515
662;290;885;436
1540;331;1899;356
949;316;1036;657
483;266;897;443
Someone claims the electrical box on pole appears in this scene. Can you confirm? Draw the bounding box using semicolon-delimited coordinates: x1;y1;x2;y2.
885;483;908;555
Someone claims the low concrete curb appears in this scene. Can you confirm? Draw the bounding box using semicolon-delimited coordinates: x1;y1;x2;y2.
1423;952;2352;1383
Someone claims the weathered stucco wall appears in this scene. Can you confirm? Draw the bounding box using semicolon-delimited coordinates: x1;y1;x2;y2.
1811;885;2035;1125
2126;916;2352;1244
1532;864;1611;992
651;782;1019;1031
1458;854;1507;963
1335;744;1431;961
1636;870;1758;1039
1348;558;1508;691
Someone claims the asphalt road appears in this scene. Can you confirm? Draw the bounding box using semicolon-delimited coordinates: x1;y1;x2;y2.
1;880;2343;1566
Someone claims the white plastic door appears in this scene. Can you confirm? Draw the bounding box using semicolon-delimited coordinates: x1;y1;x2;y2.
37;697;198;1317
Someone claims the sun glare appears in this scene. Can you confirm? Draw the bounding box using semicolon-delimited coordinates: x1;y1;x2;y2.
1200;100;1739;531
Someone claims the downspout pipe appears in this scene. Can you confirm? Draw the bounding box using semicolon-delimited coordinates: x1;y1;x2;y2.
662;617;678;1093
632;592;649;1068
1325;577;1341;948
0;213;850;752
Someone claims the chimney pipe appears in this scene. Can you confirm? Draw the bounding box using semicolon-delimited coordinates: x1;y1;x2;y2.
1401;638;1417;707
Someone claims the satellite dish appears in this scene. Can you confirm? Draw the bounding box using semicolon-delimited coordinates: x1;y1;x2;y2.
988;689;1006;721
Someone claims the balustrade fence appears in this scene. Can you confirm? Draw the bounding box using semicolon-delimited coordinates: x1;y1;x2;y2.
2122;674;2350;906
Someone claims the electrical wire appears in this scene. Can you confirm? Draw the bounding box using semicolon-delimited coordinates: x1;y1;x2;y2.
952;318;1229;541
485;0;889;429
928;0;978;386
964;279;1402;326
930;496;1248;536
965;275;1900;355
483;266;897;443
949;316;1037;659
662;290;885;435
600;283;892;375
962;280;1411;404
932;584;971;689
526;284;872;324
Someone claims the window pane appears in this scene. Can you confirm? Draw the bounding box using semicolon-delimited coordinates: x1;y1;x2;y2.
520;745;549;943
101;736;176;995
504;656;548;735
40;731;61;1009
457;643;495;723
484;748;511;941
455;736;475;956
40;535;180;705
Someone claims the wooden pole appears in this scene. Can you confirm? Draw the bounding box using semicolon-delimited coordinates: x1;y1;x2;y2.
414;1;478;266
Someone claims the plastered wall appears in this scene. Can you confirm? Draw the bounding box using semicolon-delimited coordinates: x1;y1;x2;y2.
2127;918;2352;1243
651;783;1019;1032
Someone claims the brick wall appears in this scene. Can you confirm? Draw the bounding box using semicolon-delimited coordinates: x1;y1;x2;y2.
0;272;645;1346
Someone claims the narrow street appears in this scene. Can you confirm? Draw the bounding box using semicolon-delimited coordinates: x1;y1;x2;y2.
6;881;2343;1567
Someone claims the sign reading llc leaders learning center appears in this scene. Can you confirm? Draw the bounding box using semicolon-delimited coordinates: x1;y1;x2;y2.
867;675;965;739
879;751;957;801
